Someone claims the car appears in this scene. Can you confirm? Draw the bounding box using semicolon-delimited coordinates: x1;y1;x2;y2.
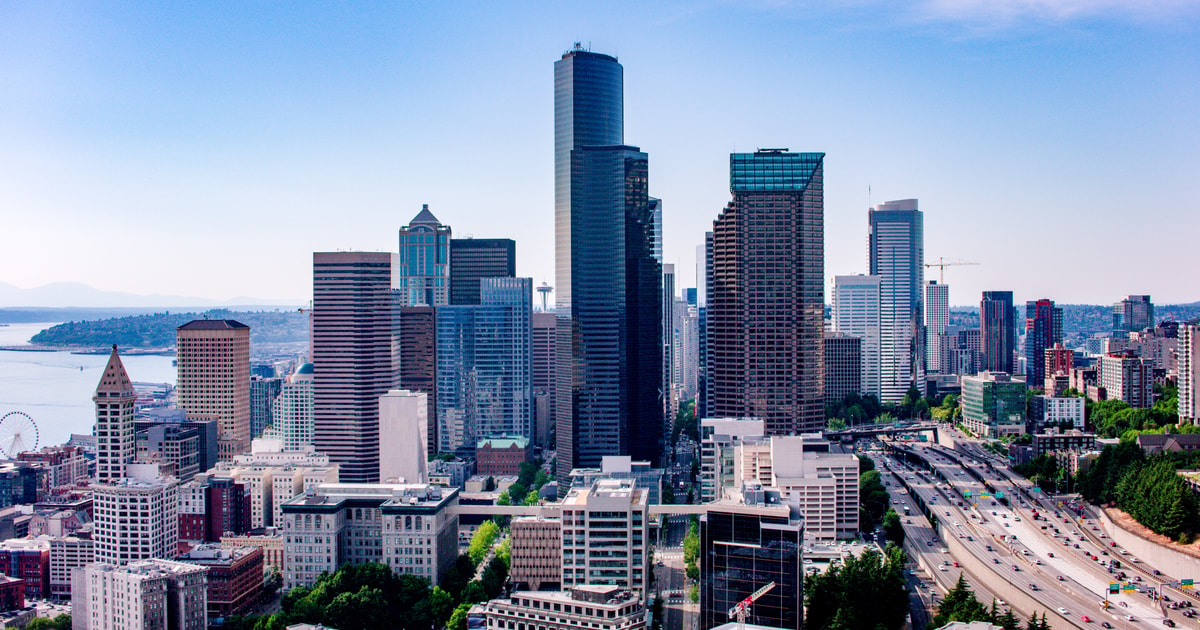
946;511;951;516
1057;575;1065;581
1047;552;1054;558
993;558;1000;564
1102;623;1113;629
1162;620;1174;627
938;565;947;571
1082;616;1093;623
1126;616;1136;622
1012;565;1020;571
1029;583;1038;590
953;561;960;567
1058;608;1070;615
1120;602;1129;608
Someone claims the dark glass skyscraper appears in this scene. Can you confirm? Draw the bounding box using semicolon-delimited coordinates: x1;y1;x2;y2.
449;238;516;305
554;46;662;481
707;150;825;435
981;291;1016;374
1025;298;1063;388
1113;295;1154;338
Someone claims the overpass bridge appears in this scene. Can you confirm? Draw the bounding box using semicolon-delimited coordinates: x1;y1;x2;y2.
824;421;940;442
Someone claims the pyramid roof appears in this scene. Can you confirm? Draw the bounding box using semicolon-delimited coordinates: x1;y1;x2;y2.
409;204;441;226
94;345;136;397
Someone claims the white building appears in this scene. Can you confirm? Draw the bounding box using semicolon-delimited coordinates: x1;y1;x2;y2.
560;478;649;595
92;463;180;566
280;483;459;589
1099;352;1155;409
833;275;882;399
868;200;925;404
1030;395;1086;432
730;436;858;541
210;440;339;529
924;281;949;373
49;535;94;599
264;363;314;452
699;418;765;503
379;390;429;483
1179;321;1200;424
72;559;208;630
484;586;645;630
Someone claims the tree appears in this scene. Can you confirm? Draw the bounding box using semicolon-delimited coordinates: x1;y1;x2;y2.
931;574;991;628
859;470;889;529
324;585;388;630
469;520;500;566
26;618;72;630
430;586;455;628
481;556;509;599
804;544;909;630
448;603;473;630
882;508;905;547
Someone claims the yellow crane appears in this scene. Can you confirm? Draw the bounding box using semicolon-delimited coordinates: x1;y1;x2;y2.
925;257;979;284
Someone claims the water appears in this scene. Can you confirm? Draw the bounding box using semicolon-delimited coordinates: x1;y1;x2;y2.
0;323;177;449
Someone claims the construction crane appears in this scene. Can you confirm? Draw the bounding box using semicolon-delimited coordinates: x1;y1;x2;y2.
924;257;979;284
727;581;776;630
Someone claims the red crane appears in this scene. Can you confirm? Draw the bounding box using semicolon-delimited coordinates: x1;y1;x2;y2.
727;581;776;630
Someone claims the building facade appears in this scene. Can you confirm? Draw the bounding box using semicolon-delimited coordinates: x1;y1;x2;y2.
509;516;562;591
868;199;924;404
73;560;208;630
379;390;429;483
980;291;1016;374
560;478;649;595
484;586;645;630
1180;321;1200;424
266;364;314;452
398;205;452;307
833;275;881;399
249;376;281;441
823;333;862;408
175;545;264;618
312;251;401;483
925;281;949;374
554;46;663;480
1099;352;1155;408
708;150;825;434
398;306;439;457
450;238;516;306
960;372;1027;437
1113;295;1154;338
176;320;251;461
1024;299;1063;390
532;312;557;450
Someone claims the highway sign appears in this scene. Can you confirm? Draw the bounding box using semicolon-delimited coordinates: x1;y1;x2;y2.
1109;584;1120;594
1182;579;1194;589
1122;584;1136;591
995;492;1005;499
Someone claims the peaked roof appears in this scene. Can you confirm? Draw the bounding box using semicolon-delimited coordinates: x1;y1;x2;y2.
95;345;136;397
409;204;441;226
177;319;249;331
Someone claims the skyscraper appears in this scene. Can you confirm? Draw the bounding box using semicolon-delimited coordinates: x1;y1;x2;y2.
532;312;557;450
868;199;924;403
176;320;251;461
398;205;451;307
554;46;663;479
95;345;136;484
437;278;533;456
268;364;314;452
708;150;825;434
1178;321;1200;424
833;274;881;400
662;263;676;418
249;375;281;440
980;291;1016;375
311;251;401;483
449;238;516;305
399;306;438;456
1113;295;1154;338
1024;298;1063;388
924;281;950;374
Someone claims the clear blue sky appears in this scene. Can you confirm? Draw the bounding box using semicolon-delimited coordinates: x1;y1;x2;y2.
3;1;1197;306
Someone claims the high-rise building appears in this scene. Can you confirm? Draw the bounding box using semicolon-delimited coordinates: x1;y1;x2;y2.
1024;299;1063;388
176;320;251;461
1113;295;1154;338
92;464;180;565
823;332;862;407
450;238;516;306
554;46;663;480
662;263;676;419
699;485;803;630
73;560;209;630
674;299;700;406
833;275;881;399
1045;343;1074;380
1179;321;1200;424
868;199;924;403
924;281;950;373
1099;351;1155;409
398;205;452;307
708;151;825;434
399;306;438;456
980;291;1016;374
437;278;533;456
960;372;1027;437
379;389;429;483
532;312;557;450
95;346;137;484
249;376;281;441
265;364;314;452
311;251;401;483
698;232;713;419
560;478;650;595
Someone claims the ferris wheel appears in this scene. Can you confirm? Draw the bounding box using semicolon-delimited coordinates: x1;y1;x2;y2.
0;412;38;459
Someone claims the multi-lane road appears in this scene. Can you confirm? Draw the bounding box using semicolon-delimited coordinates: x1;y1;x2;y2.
883;434;1198;630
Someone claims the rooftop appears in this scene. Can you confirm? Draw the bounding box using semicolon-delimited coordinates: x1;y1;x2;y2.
177;319;249;330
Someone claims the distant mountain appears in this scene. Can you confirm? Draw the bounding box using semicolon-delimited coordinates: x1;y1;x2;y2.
0;282;302;309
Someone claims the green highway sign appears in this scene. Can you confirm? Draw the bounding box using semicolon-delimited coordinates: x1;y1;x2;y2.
1109;584;1120;594
1122;584;1136;591
1182;579;1194;589
964;491;972;497
996;492;1005;499
1031;487;1041;493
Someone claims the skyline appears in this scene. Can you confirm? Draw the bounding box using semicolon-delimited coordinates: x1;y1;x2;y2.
3;2;1198;305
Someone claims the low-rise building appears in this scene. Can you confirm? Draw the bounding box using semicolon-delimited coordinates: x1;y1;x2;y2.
427;458;473;489
1031;430;1097;458
1028;395;1085;433
176;544;264;618
0;576;22;613
560;479;649;595
0;538;49;599
961;372;1027;437
221;528;284;576
72;559;208;630
484;586;644;630
1136;433;1200;455
510;516;561;591
475;436;530;476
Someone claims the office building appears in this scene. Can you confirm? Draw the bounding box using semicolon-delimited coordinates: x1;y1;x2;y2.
49;535;94;599
1180;321;1200;424
833;275;881;399
1029;396;1085;433
532;312;557;450
178;473;252;543
699;418;765;504
0;538;49;598
560;478;649;594
708;150;825;434
311;251;401;483
18;446;89;492
249;376;281;441
135;422;205;480
823;332;862;407
567;456;664;506
1099;351;1155;408
510;516;562;591
699;232;713;419
980;291;1016;374
95;345;137;484
960;372;1027;437
674;300;700;406
175;545;264;618
176;320;251;461
399;306;438;456
450;238;516;305
699;485;803;630
92;464;180;566
398;205;452;307
379;390;429;483
925;281;949;373
1113;295;1154;338
0;575;24;613
1024;299;1063;389
73;559;208;630
437;278;533;456
475;436;530;476
264;364;314;452
554;45;663;480
220;528;284;577
868;199;924;403
280;483;459;589
663;263;676;418
211;442;339;530
484;586;645;630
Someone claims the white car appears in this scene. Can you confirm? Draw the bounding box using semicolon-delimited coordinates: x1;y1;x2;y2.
1058;607;1070;615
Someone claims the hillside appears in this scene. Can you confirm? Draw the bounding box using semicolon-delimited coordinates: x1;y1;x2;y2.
29;309;308;348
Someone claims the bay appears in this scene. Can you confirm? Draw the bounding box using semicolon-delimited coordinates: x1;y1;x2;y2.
0;323;177;450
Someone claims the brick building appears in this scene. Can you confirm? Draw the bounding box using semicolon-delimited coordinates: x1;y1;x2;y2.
475;437;530;476
176;545;264;618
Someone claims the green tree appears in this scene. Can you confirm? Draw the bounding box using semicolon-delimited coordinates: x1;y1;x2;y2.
804;544;908;630
931;574;991;628
881;508;905;546
469;520;500;566
26;617;72;630
859;469;889;529
448;603;473;630
430;586;455;628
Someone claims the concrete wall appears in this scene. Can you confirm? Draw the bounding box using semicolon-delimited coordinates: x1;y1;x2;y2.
1093;507;1200;585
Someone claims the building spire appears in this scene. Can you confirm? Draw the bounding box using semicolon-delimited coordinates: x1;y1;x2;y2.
94;344;136;398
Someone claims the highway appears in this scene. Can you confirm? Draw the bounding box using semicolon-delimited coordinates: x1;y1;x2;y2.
883;432;1198;630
